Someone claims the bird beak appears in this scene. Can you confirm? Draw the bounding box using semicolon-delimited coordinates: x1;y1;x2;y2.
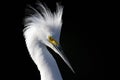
48;36;75;73
53;44;75;73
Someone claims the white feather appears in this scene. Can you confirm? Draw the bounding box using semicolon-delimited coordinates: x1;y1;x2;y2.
24;3;63;41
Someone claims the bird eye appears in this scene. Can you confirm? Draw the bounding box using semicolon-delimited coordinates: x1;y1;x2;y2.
48;36;59;46
48;36;54;41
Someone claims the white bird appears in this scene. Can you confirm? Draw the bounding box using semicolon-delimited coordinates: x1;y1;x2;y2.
23;2;74;80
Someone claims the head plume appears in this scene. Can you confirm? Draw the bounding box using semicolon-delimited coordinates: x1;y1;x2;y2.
23;3;63;42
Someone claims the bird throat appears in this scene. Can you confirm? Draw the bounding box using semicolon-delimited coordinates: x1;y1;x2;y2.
31;44;63;80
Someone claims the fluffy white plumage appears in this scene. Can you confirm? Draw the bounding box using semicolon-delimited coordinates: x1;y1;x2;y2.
23;3;74;80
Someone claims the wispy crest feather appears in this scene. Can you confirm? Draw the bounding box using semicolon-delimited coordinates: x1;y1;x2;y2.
24;3;63;33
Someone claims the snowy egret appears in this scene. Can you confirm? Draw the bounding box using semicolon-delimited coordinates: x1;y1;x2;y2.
23;2;74;80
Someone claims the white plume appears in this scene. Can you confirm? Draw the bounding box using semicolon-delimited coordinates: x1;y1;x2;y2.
24;3;63;42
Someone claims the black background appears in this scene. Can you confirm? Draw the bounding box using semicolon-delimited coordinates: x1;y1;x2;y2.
1;0;104;80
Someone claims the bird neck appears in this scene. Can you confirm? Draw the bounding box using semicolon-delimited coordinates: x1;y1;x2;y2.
27;41;63;80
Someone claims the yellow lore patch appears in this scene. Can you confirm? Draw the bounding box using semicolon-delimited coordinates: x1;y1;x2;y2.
48;36;59;46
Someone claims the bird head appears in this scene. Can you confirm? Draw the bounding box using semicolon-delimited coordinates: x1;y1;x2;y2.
24;3;74;73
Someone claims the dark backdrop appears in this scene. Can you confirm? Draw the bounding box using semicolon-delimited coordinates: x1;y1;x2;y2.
2;0;104;80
